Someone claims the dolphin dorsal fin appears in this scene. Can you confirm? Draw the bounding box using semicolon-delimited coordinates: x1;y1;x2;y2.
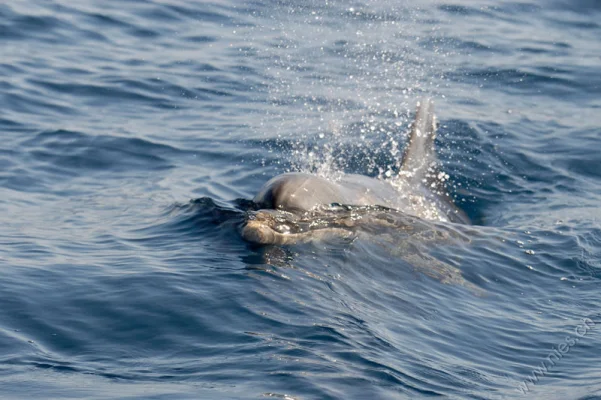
400;98;438;184
399;99;471;224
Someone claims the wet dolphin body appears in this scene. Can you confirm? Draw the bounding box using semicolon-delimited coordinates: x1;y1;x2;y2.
242;99;470;245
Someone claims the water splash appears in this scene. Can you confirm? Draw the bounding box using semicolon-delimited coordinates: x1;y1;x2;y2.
254;1;460;187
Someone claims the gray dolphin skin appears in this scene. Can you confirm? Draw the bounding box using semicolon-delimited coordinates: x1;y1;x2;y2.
242;99;470;246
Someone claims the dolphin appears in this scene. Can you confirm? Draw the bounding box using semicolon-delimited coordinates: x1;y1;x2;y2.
242;99;470;245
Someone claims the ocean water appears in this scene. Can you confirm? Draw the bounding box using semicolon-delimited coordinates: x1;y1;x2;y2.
1;0;601;399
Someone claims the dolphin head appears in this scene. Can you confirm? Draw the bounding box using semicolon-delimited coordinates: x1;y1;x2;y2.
253;173;346;212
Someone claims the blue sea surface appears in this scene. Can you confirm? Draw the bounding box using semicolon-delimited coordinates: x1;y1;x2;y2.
1;0;601;399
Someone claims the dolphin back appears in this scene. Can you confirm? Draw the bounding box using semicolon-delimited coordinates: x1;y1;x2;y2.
252;99;470;224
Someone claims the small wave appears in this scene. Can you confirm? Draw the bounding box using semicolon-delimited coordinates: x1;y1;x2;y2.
19;130;177;179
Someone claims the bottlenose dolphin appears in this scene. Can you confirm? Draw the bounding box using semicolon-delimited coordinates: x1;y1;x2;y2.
242;99;470;246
